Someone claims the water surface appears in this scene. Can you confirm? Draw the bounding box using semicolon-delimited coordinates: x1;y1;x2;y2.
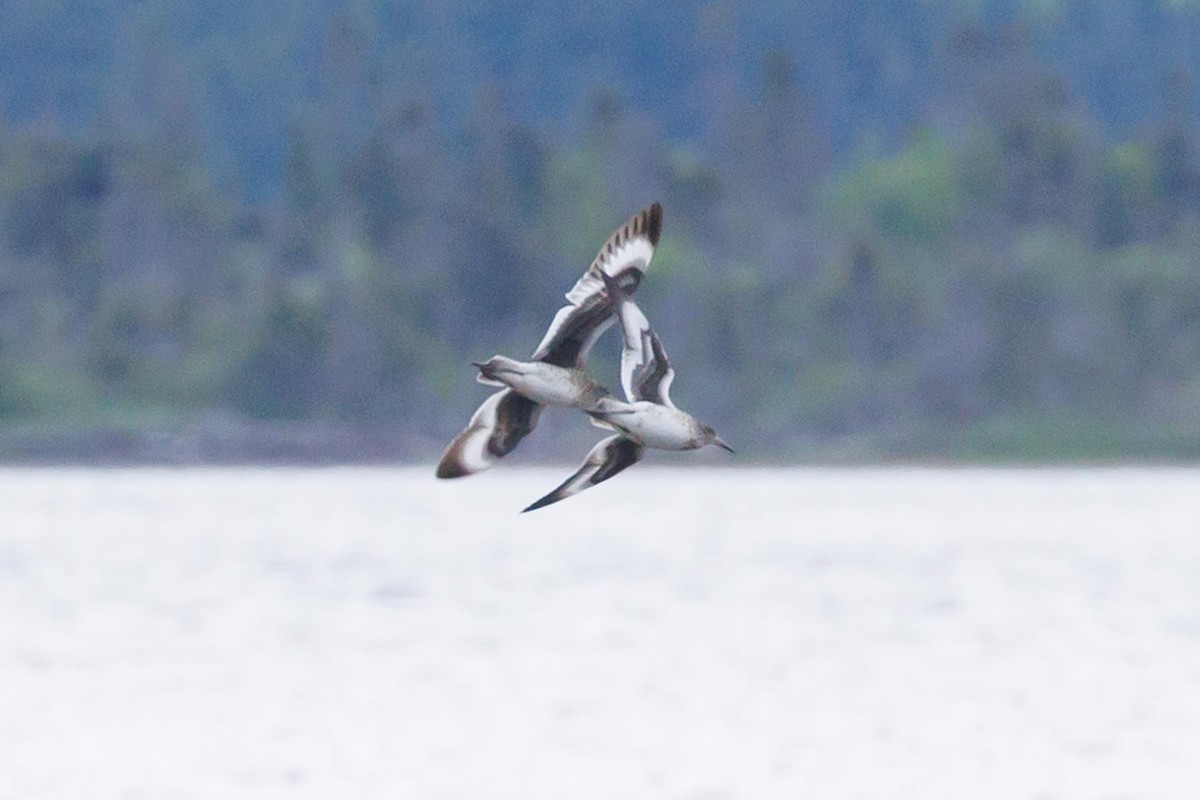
2;467;1198;798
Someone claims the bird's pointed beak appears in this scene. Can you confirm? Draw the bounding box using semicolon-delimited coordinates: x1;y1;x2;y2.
471;361;486;369
712;436;735;454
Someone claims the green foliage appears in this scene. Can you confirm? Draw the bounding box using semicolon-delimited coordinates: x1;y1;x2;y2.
0;362;100;420
231;278;330;420
6;1;1200;460
946;414;1200;461
545;147;612;258
824;132;960;245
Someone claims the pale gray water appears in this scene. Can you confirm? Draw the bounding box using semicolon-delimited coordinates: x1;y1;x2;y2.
1;467;1199;799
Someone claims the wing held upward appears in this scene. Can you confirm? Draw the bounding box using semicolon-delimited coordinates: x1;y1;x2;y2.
600;270;676;407
532;202;662;368
522;435;644;512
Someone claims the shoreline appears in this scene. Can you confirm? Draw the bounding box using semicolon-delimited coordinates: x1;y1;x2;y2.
1;419;1198;467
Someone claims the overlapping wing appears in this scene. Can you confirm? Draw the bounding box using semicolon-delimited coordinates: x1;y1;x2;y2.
437;202;660;480
435;390;543;479
523;262;675;504
601;271;676;407
521;435;644;512
532;202;661;368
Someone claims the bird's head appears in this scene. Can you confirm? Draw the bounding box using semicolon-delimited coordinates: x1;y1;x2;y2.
703;425;735;454
472;355;520;385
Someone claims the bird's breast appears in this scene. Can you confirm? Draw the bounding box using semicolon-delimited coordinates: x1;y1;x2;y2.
507;364;602;408
611;404;702;450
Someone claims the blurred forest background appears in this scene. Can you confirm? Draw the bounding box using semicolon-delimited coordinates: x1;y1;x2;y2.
3;0;1200;462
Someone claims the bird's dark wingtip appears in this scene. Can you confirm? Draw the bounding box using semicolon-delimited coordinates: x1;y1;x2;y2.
521;491;562;513
436;458;468;479
645;202;663;246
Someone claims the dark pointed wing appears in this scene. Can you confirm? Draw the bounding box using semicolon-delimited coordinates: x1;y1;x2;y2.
530;301;618;371
521;435;644;512
601;271;676;407
436;390;543;479
531;202;662;368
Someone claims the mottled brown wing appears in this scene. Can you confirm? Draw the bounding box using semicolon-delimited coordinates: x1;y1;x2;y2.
435;390;543;478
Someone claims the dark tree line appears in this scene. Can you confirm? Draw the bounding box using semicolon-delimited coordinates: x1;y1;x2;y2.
2;0;1200;460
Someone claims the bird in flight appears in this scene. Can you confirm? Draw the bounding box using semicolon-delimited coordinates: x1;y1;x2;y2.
435;202;732;510
436;202;662;479
522;270;733;512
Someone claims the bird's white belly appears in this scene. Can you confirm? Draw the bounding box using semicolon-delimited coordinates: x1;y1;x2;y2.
614;403;699;450
506;365;591;407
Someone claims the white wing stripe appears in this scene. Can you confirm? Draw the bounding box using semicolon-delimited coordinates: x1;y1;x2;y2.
564;237;655;305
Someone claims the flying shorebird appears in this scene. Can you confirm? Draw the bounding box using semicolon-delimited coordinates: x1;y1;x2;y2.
522;270;733;512
435;202;663;479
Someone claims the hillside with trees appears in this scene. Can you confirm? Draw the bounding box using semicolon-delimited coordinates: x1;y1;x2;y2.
2;0;1200;461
